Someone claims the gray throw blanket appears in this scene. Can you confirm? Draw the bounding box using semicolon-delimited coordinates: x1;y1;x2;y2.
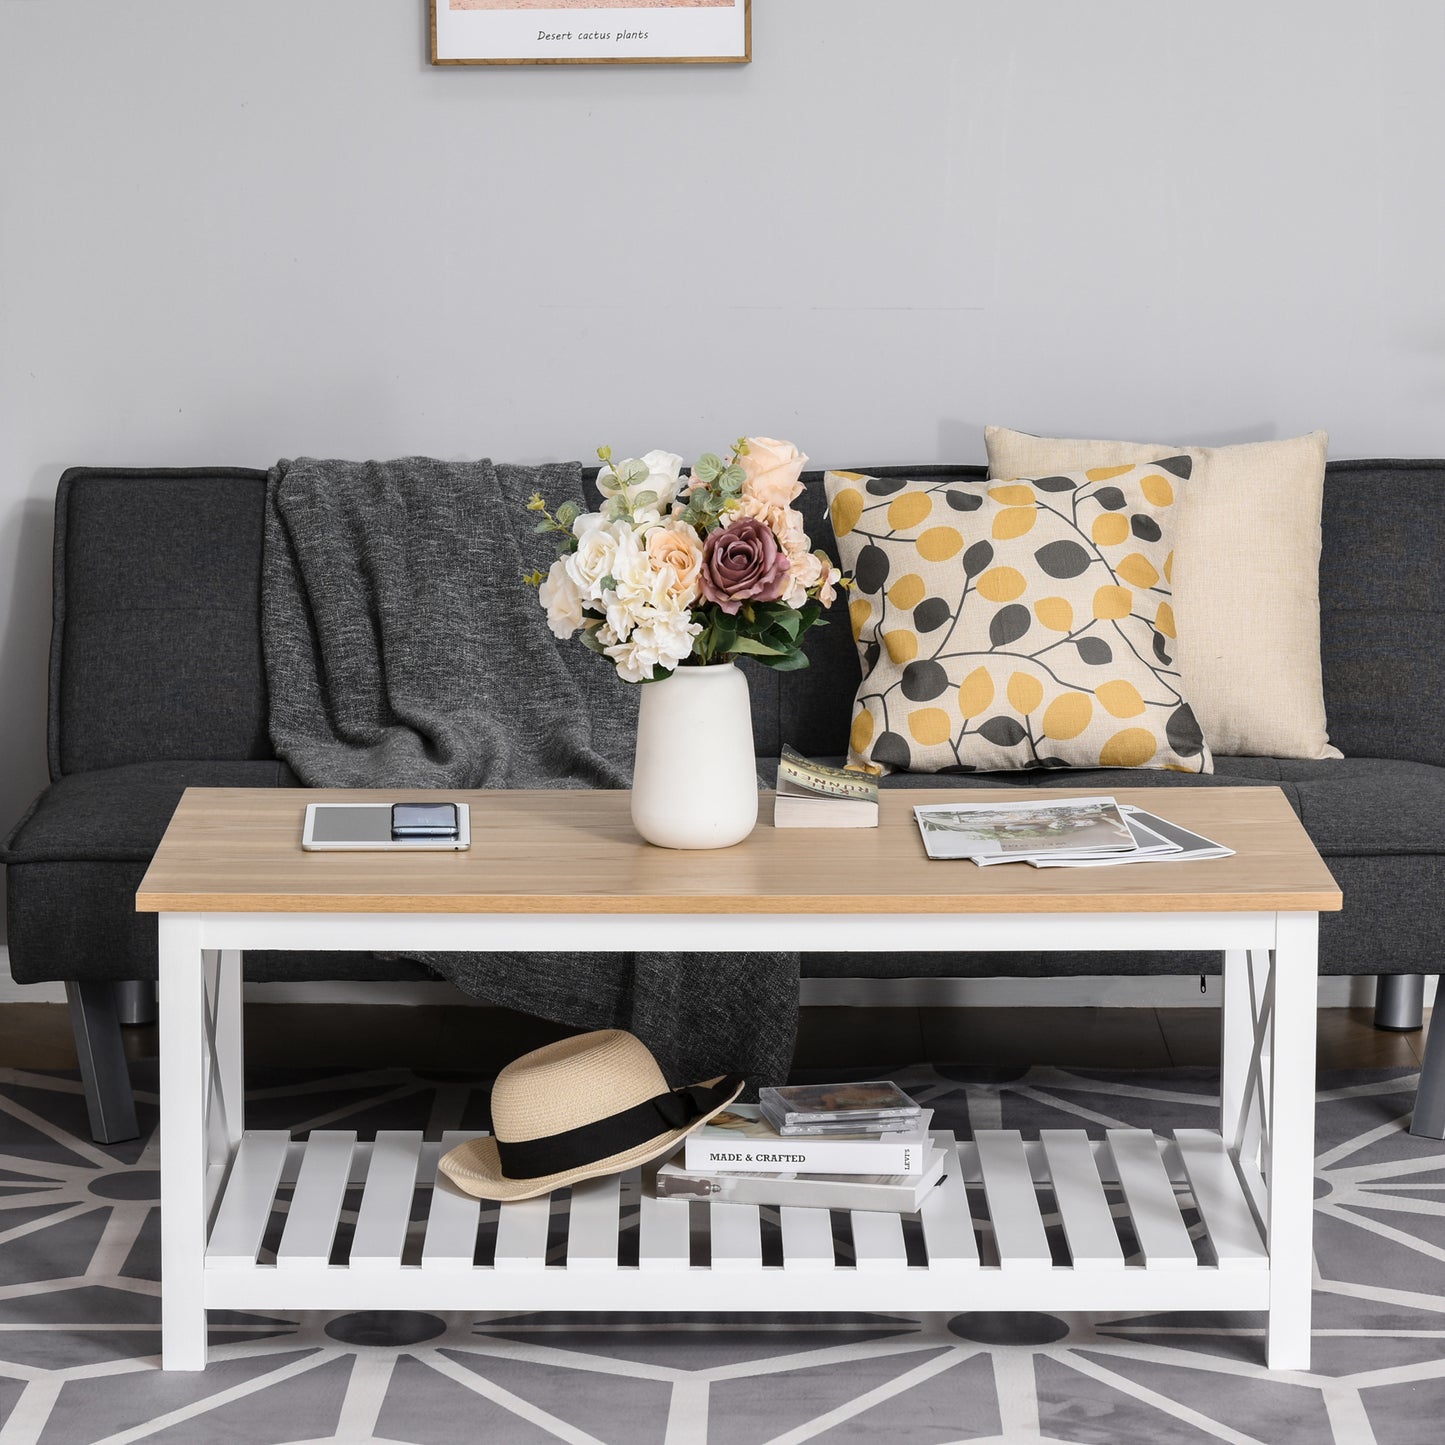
261;456;798;1091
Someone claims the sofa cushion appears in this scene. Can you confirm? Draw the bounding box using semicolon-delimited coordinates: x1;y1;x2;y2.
2;760;297;863
52;468;274;776
763;755;1445;858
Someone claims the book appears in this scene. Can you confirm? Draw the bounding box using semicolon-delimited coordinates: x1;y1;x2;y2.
683;1104;933;1175
759;1080;920;1135
914;795;1136;861
653;1144;949;1213
774;746;879;828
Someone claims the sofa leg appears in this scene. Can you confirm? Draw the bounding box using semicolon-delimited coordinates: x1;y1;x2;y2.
65;982;141;1145
1410;975;1445;1140
1374;973;1425;1032
115;980;157;1027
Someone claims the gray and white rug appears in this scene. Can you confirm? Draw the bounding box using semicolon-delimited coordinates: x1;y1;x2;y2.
0;1059;1441;1444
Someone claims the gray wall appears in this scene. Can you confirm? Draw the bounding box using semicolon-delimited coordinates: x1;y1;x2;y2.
2;0;1444;936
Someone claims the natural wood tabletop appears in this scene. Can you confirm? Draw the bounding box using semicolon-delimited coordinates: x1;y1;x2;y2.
134;787;1341;916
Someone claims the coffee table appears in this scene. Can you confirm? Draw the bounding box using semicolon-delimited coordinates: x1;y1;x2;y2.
136;785;1340;1372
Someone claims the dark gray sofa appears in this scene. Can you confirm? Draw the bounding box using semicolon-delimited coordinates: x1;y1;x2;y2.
5;461;1443;1143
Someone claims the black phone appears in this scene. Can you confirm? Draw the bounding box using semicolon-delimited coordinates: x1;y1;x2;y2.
390;802;460;839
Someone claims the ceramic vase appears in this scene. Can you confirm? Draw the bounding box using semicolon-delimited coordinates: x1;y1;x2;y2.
630;662;759;849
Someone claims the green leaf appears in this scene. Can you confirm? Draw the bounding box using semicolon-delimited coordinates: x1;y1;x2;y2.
533;520;555;534
598;574;617;592
578;629;607;655
694;453;724;482
631;489;658;510
755;650;811;671
725;635;785;657
555;500;579;528
621;459;650;487
722;464;747;488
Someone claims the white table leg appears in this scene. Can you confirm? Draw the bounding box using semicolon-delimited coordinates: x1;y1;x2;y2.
1264;912;1319;1372
204;949;245;1206
160;916;210;1370
1221;949;1272;1173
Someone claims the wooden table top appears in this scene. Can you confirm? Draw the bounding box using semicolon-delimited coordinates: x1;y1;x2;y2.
134;787;1341;916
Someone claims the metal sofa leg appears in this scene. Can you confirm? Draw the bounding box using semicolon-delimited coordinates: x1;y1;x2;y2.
65;981;141;1145
1374;973;1425;1032
115;980;157;1027
1411;976;1445;1140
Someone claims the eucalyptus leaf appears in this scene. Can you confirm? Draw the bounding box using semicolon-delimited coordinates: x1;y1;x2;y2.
554;500;579;528
631;489;658;509
695;453;724;482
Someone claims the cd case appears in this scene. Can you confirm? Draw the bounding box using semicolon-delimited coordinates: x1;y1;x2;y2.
759;1080;920;1126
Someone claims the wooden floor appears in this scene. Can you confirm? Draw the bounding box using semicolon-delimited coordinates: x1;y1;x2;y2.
0;1002;1431;1074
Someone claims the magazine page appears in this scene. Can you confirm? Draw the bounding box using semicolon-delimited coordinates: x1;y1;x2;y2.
913;796;1131;860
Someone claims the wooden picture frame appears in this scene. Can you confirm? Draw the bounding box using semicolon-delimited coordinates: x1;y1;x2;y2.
429;0;751;67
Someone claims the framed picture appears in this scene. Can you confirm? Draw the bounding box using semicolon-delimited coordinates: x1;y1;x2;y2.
429;0;751;67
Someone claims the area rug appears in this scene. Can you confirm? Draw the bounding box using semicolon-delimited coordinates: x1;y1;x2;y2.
0;1060;1440;1444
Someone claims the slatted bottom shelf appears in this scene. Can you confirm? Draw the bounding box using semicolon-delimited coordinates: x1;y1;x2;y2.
202;1128;1271;1314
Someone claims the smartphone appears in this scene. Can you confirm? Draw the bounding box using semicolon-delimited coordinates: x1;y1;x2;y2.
391;802;460;839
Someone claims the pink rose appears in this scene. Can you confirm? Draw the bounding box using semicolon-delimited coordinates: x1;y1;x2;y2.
699;516;791;614
737;437;808;510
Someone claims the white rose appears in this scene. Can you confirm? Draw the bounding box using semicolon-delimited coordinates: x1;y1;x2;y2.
638;449;685;509
598;450;685;512
565;515;622;603
538;557;584;639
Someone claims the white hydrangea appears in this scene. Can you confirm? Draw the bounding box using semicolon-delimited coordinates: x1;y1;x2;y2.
603;607;702;683
538;556;585;639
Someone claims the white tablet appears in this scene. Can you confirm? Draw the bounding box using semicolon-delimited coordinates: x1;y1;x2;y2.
301;802;472;851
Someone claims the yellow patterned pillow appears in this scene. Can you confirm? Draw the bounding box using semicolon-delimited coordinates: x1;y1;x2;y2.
823;462;1212;775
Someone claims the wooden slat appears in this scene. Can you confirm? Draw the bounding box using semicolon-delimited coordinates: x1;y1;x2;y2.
494;1194;553;1272
350;1131;424;1271
779;1207;836;1272
422;1131;482;1271
708;1201;762;1272
566;1172;622;1271
1040;1130;1124;1271
976;1131;1051;1270
1107;1130;1198;1270
207;1130;290;1268
638;1187;692;1272
276;1131;355;1271
919;1135;978;1271
1174;1130;1268;1271
850;1210;908;1271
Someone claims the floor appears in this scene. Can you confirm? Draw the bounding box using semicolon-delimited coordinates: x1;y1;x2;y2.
0;1001;1432;1075
0;1054;1441;1444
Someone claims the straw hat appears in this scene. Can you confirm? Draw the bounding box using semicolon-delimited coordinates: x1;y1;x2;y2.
439;1030;746;1201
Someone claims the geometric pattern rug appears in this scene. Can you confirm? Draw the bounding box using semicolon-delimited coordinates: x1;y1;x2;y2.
0;1060;1441;1444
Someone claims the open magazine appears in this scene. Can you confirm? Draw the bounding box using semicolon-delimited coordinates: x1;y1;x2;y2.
914;797;1233;868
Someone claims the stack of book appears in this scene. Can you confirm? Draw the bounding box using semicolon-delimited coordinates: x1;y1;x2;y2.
913;795;1233;868
653;1081;946;1212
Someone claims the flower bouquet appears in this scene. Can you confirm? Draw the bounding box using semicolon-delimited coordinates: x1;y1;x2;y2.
528;438;842;683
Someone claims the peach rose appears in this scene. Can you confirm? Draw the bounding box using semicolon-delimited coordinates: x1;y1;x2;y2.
646;520;704;604
737;437;808;510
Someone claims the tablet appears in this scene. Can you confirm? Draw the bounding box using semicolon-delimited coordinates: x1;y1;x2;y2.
301;802;472;851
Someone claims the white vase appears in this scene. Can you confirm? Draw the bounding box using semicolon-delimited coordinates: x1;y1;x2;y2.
630;662;759;849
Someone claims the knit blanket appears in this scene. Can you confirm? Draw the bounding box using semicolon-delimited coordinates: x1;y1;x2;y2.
261;456;798;1091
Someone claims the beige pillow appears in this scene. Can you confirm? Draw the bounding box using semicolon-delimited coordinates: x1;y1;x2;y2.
824;464;1212;776
986;427;1338;760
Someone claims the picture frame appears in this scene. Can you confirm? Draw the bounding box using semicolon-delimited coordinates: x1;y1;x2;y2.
429;0;751;67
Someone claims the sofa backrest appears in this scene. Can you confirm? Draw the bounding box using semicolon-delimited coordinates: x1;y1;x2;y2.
51;468;273;778
1318;460;1445;766
48;458;1445;775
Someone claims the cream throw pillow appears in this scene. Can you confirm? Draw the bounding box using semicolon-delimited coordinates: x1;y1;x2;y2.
824;464;1212;776
985;427;1338;759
